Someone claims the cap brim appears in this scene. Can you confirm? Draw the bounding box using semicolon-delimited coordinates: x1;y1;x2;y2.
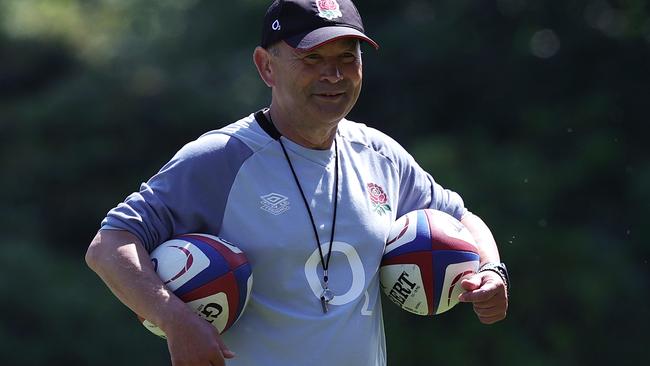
285;26;379;51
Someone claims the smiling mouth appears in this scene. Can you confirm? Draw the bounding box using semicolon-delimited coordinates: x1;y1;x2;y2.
314;92;345;98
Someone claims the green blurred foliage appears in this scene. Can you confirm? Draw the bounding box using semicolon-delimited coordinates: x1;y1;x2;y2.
0;241;168;364
1;0;648;365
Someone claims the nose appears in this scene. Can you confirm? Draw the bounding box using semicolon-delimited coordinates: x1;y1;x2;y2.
320;60;343;83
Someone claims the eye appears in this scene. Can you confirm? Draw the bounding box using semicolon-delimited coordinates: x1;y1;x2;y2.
341;52;357;63
302;53;323;65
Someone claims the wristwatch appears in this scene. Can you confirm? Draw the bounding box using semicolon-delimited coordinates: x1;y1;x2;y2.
478;262;510;296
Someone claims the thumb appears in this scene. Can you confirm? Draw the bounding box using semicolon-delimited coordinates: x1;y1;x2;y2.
460;275;482;292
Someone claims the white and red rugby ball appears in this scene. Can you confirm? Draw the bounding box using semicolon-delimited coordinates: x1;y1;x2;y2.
380;209;479;315
139;233;253;337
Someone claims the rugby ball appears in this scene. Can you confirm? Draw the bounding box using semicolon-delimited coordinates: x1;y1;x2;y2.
139;233;253;337
380;209;479;315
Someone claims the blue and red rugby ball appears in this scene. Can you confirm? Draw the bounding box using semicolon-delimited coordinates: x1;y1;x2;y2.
380;209;480;315
139;233;253;337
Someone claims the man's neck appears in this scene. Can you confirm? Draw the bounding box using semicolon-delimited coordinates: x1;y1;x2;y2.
267;108;339;150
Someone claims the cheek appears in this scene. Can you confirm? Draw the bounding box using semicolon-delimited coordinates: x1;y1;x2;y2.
345;65;363;90
345;64;362;79
289;69;318;93
276;70;310;98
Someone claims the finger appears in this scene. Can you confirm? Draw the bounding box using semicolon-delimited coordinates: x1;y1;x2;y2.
214;332;236;359
472;301;501;310
210;355;226;366
478;312;507;325
472;293;507;309
473;304;505;318
208;347;228;366
459;282;498;303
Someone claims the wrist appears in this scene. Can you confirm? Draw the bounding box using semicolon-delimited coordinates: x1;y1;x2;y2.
154;294;195;334
479;262;510;296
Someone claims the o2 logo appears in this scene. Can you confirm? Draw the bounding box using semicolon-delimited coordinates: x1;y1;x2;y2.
304;241;374;315
199;303;224;323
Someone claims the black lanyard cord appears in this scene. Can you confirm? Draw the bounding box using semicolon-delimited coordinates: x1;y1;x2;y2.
258;110;340;291
277;137;339;282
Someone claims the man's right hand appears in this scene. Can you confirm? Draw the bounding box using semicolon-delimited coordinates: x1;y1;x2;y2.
163;307;235;366
85;229;235;366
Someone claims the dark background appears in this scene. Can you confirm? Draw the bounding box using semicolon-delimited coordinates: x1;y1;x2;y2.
1;0;647;365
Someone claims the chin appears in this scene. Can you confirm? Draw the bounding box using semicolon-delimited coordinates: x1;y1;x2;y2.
310;103;353;123
314;110;348;124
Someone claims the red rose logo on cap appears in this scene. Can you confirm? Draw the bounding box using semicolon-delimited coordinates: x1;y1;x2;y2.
317;0;342;20
367;182;391;215
318;0;337;10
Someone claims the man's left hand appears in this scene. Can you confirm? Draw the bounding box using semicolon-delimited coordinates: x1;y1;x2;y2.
458;271;508;324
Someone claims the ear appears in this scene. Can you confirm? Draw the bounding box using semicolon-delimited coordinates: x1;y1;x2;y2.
253;46;274;88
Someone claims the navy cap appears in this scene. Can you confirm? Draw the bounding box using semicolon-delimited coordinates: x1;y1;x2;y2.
261;0;379;50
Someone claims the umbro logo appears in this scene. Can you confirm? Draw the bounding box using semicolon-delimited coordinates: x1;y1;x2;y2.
260;193;290;215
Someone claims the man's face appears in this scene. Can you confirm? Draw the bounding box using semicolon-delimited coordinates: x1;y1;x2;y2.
269;38;363;126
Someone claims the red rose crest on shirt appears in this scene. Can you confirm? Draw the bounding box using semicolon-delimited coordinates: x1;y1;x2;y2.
316;0;342;20
367;183;391;215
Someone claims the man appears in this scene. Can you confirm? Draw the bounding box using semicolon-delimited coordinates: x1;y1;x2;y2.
85;1;509;365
